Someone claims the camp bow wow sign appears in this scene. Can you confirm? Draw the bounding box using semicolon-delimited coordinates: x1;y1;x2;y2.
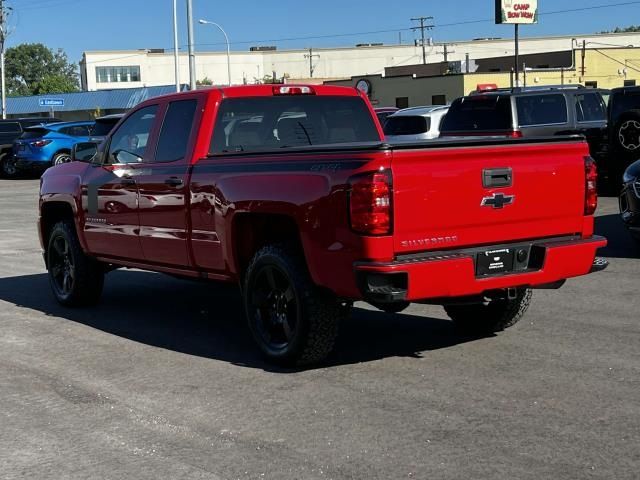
495;0;538;24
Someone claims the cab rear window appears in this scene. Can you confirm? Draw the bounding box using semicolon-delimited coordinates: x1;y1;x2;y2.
210;96;380;153
440;96;513;132
384;116;430;135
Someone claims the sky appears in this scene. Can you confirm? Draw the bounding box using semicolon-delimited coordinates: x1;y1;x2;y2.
6;0;640;63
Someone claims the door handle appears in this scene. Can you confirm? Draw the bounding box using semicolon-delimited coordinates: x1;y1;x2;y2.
483;168;512;188
164;177;183;187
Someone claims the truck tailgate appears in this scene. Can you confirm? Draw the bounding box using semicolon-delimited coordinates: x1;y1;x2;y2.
391;140;589;254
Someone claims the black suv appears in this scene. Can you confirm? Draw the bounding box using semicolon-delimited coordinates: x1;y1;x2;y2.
0;117;62;178
440;86;609;174
603;87;640;181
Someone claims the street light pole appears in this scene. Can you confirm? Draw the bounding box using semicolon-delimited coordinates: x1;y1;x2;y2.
198;19;231;86
186;0;196;90
173;0;180;92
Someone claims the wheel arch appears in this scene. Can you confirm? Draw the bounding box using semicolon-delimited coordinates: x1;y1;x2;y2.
231;212;302;275
40;201;75;256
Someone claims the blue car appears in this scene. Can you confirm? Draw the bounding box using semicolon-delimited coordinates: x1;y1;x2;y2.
13;121;94;175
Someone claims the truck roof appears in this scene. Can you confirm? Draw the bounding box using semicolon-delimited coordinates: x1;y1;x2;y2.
145;84;361;103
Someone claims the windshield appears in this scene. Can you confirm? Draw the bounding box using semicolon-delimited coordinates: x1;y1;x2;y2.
210;96;380;153
384;116;430;136
440;96;513;132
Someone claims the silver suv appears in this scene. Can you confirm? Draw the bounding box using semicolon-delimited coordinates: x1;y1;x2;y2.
383;106;450;142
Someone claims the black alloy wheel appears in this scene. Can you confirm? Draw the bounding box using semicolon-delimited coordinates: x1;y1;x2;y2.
46;221;104;306
243;245;342;366
249;263;299;353
49;233;76;299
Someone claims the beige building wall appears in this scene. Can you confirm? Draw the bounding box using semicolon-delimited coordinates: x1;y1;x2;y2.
328;75;465;108
81;33;640;91
328;48;640;108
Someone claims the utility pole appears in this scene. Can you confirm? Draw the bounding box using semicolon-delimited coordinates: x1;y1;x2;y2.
0;0;9;119
437;43;455;63
186;0;196;90
411;16;434;65
304;48;319;78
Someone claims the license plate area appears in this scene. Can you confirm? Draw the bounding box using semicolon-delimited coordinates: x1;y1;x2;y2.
476;248;514;276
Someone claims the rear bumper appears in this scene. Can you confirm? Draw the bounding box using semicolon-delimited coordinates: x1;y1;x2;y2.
354;236;607;303
14;158;50;173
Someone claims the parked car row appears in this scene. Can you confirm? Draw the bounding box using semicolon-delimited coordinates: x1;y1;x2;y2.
0;114;124;179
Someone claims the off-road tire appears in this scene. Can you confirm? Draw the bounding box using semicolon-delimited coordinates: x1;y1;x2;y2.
243;245;342;367
369;300;410;314
47;221;104;306
444;288;532;335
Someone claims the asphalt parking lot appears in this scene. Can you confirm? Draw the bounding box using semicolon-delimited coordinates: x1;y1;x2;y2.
0;178;638;480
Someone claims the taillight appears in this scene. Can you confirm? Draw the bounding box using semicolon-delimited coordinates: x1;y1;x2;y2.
30;139;52;148
585;156;598;215
272;85;315;95
509;130;523;138
349;170;392;235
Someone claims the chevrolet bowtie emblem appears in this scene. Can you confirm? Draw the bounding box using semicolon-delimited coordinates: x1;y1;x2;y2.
481;193;515;209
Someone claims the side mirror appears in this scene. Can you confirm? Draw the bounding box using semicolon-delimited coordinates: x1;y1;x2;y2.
72;141;99;163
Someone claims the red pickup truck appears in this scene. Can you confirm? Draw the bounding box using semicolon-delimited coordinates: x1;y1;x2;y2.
39;85;607;366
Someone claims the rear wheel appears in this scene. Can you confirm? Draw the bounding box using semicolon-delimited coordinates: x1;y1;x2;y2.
47;221;104;306
0;153;18;179
444;288;532;335
52;152;72;166
243;245;342;366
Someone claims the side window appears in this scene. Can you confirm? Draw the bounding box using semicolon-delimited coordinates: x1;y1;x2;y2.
516;94;567;127
575;93;606;123
154;99;198;163
62;125;91;137
107;105;158;164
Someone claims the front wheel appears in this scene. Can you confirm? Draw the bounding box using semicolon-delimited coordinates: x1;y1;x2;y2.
444;288;532;335
243;245;342;366
47;221;104;306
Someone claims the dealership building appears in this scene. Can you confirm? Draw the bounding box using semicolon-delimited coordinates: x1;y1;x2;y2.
326;46;640;108
80;32;640;90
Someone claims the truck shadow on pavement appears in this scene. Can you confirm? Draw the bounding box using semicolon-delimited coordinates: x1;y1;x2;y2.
594;214;640;259
0;271;477;371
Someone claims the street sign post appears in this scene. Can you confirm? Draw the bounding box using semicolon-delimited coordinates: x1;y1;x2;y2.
38;98;64;107
495;1;539;87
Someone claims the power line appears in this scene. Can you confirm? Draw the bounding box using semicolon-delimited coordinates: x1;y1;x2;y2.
191;1;640;49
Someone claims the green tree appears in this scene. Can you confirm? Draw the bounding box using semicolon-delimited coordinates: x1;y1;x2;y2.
5;43;79;96
600;25;640;33
196;77;213;86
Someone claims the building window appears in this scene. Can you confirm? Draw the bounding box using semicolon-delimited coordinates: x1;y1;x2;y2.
395;97;409;109
96;66;141;83
585;81;598;88
432;95;446;105
624;79;637;87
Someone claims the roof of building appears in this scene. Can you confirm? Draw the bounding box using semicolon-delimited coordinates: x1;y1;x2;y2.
7;84;187;115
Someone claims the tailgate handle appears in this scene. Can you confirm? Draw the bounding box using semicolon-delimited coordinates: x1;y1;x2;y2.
483;168;512;188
